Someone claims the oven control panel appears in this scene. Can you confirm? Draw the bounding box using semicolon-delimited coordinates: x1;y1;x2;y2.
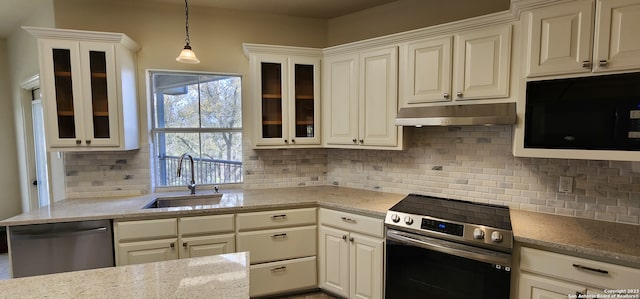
385;211;513;251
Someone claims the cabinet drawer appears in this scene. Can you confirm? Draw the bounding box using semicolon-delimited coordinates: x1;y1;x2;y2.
520;247;640;289
250;256;317;297
319;209;384;238
115;218;177;241
237;225;317;264
179;214;234;236
236;208;316;231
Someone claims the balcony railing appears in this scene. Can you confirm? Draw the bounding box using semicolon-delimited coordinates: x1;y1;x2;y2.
158;155;243;186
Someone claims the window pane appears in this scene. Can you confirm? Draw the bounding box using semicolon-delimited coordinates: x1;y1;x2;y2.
154;132;243;186
200;75;242;129
153;73;200;128
201;132;243;184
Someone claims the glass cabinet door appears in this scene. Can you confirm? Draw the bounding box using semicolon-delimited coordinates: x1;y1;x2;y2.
289;57;320;145
79;42;118;147
256;55;288;146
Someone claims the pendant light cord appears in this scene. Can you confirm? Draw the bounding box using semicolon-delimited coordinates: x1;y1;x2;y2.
184;0;191;46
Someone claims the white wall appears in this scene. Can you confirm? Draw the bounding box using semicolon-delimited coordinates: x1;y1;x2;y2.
3;0;55;219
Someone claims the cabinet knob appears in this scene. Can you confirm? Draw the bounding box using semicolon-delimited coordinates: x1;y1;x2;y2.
169;242;175;249
342;235;348;241
349;237;354;243
582;60;592;68
359;139;364;144
456;92;463;98
598;60;608;67
85;140;91;145
76;140;81;145
352;139;357;143
284;139;289;143
443;93;450;99
291;139;295;143
182;242;188;248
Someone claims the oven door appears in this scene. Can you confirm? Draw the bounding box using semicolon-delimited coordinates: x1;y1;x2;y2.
385;229;512;299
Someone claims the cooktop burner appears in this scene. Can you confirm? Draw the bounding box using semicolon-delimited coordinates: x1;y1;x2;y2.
386;194;513;251
388;193;512;230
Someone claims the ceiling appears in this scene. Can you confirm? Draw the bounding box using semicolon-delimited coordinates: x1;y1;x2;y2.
0;0;398;38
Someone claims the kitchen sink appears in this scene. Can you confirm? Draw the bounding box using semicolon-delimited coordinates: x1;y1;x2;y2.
143;193;224;209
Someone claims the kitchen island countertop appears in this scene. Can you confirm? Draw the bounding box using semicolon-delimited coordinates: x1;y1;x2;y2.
0;252;250;299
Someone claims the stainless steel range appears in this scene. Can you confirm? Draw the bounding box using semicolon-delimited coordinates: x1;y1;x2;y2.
384;194;514;299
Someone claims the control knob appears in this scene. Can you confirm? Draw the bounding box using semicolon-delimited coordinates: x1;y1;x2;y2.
404;216;414;225
491;231;503;243
473;228;485;240
390;214;401;223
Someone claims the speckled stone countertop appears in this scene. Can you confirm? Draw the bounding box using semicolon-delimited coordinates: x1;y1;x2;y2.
1;186;638;268
0;252;249;299
0;186;403;226
511;209;640;267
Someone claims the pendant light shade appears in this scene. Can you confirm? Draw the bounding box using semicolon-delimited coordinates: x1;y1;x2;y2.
176;0;200;64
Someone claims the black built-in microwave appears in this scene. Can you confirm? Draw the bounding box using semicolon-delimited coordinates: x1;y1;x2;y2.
525;72;640;151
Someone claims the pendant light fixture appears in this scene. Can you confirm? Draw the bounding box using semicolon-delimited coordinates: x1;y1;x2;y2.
176;0;200;64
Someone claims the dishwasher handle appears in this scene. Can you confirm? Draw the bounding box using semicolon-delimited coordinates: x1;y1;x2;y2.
10;227;109;240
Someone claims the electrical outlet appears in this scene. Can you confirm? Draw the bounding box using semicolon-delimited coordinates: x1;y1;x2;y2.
559;176;573;193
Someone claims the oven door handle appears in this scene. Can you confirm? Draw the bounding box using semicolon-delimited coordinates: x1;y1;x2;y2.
387;229;512;267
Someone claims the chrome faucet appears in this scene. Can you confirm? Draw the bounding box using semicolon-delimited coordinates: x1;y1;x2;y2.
177;153;196;195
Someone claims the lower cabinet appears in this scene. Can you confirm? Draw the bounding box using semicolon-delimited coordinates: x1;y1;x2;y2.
114;214;235;266
236;207;318;297
318;209;384;299
518;247;640;299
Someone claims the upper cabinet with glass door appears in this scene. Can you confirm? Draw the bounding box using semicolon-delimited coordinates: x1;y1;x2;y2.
24;27;140;151
244;44;321;148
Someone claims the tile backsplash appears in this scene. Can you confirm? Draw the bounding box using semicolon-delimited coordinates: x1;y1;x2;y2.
327;126;640;225
63;126;640;225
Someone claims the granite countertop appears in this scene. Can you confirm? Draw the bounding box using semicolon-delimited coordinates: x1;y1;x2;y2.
511;209;640;267
0;252;250;299
1;186;638;268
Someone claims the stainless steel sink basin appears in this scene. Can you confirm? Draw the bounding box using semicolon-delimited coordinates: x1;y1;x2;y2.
143;193;223;209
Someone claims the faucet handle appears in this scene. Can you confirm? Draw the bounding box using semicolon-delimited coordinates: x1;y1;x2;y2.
214;185;220;193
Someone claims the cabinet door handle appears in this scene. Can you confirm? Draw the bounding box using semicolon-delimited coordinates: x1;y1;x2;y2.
359;139;364;144
169;242;175;249
270;233;287;238
598;60;608;67
443;93;450;99
572;264;609;274
270;266;287;272
352;139;357;144
85;140;91;145
182;242;188;248
291;139;295;143
341;216;357;224
270;214;287;220
456;92;463;98
342;235;348;241
349;237;354;243
582;60;592;68
76;140;81;145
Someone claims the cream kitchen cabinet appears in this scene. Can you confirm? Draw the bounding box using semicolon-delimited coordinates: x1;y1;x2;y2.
114;214;235;266
24;27;139;151
244;44;322;148
318;209;384;299
236;208;318;297
518;247;640;299
524;0;640;77
400;24;512;106
323;46;403;150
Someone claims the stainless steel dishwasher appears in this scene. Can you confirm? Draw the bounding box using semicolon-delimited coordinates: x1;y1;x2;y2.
9;219;114;278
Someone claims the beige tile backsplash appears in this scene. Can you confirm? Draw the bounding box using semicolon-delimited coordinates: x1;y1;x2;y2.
64;126;640;225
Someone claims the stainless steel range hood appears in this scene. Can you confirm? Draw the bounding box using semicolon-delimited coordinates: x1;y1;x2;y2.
395;103;516;126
